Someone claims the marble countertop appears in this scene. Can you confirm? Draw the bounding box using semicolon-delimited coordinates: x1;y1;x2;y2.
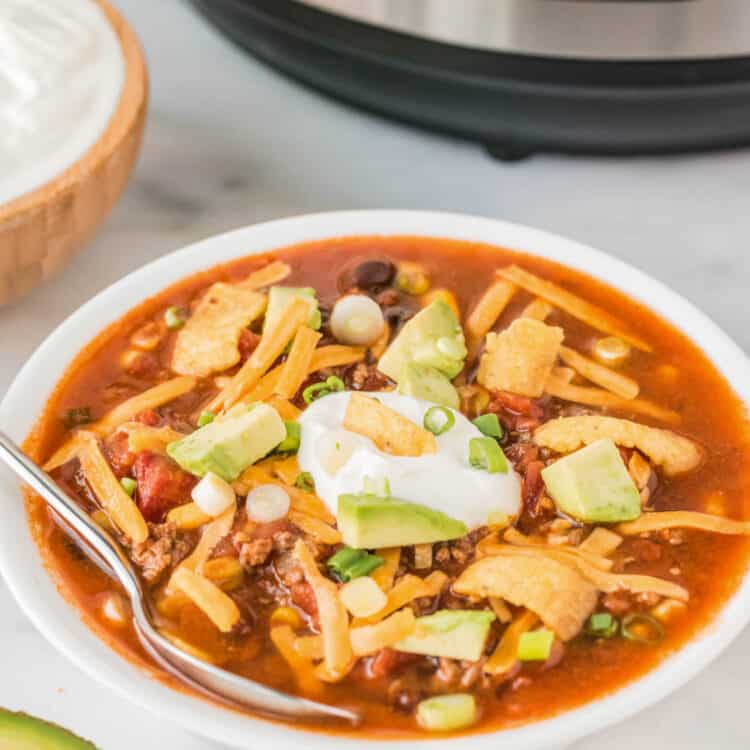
2;1;750;748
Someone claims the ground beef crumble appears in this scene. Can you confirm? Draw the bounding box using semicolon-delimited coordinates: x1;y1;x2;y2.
130;522;195;584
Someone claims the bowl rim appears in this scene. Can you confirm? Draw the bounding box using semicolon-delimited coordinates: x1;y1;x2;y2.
1;210;749;750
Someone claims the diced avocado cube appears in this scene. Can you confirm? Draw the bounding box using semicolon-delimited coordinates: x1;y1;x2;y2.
264;286;321;332
337;493;467;549
0;707;98;749
167;403;286;482
378;299;467;381
397;362;460;409
395;609;495;661
416;694;477;732
541;438;641;523
517;628;555;661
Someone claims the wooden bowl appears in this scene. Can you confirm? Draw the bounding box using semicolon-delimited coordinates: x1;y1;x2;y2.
0;0;148;307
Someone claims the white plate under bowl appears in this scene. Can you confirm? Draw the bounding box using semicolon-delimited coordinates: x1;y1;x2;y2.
1;211;749;750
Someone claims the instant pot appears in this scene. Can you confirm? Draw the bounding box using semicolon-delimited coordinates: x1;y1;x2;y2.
191;0;750;156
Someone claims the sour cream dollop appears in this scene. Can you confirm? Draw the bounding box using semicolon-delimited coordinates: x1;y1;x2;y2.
297;391;521;529
0;0;125;205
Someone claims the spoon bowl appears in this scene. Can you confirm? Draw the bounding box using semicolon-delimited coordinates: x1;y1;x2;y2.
0;429;359;726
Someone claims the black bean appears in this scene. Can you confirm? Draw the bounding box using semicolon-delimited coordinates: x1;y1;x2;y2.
351;260;395;289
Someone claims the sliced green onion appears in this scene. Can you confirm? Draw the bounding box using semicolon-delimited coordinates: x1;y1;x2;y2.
63;407;92;430
302;375;346;404
585;612;619;638
469;437;508;474
621;613;664;644
423;406;456;436
276;421;301;453
327;547;384;582
164;306;187;330
120;477;137;497
294;471;315;492
517;629;555;661
363;476;391;497
472;413;504;439
197;410;215;427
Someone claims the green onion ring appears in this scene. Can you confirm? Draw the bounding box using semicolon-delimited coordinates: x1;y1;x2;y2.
621;613;665;644
423;406;456;436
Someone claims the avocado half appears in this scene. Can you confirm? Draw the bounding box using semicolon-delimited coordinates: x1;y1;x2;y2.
0;709;98;750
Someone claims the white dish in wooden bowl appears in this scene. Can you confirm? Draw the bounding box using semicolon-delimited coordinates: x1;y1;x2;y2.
0;0;147;306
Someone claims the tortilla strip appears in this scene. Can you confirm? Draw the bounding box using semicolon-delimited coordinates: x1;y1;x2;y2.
617;510;750;537
176;503;236;577
95;377;197;435
171;566;240;632
534;415;702;476
483;543;689;602
478;318;564;398
498;266;652;352
288;510;342;544
271;624;322;695
275;326;322;399
544;374;680;424
520;298;554;321
371;548;401;592
246;345;366;402
265;396;301;422
166;502;213;531
43;432;88;472
466;278;517;354
77;432;148;544
265;454;301;485
551;366;575;384
455;553;596;641
44;377;197;470
293;539;353;681
352;571;448;627
238;260;292;290
118;423;185;455
343;393;437;457
559;346;639;400
369;321;390;359
209;296;310;412
503;527;613;571
484;609;539;675
171;284;266;377
488;597;513;624
578;527;623;557
350;609;416;656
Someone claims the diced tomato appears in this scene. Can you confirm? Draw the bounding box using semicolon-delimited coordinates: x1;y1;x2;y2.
104;432;135;478
238;329;261;362
135;408;160;426
367;649;418;679
290;581;318;619
132;451;196;522
522;460;545;516
489;390;545;418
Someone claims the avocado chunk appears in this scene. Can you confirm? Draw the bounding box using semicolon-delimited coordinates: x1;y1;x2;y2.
337;493;467;549
378;299;467;381
263;286;321;333
167;403;286;482
541;437;641;523
395;609;495;661
397;362;460;409
416;694;477;732
0;709;98;749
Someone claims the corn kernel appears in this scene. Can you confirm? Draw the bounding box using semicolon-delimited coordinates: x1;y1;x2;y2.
270;606;304;630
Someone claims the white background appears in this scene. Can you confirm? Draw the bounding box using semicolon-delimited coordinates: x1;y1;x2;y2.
1;1;749;748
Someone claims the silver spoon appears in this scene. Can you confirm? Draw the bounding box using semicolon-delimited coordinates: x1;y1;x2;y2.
0;429;359;725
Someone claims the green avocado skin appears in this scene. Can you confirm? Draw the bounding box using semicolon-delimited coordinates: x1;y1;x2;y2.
0;709;98;749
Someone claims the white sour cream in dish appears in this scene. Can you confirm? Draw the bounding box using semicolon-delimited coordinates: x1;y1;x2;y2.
297;391;522;529
0;0;125;205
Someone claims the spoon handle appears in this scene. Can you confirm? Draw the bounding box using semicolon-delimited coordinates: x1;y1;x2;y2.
0;430;145;604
